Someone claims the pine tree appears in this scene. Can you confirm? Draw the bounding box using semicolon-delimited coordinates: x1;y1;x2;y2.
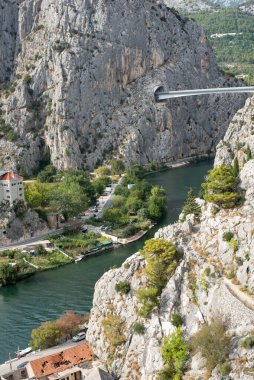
182;188;201;221
202;165;241;209
233;157;239;176
246;144;252;161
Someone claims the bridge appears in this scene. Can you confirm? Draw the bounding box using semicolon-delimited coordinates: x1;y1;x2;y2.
154;86;254;101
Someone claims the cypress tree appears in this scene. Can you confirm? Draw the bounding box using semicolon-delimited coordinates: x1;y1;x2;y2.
182;188;201;221
246;144;252;161
233;157;239;176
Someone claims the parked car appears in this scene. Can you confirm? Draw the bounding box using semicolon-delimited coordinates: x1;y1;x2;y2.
72;332;86;342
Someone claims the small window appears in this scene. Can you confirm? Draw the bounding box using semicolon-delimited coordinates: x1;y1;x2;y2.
7;196;10;199
19;188;22;191
6;190;9;192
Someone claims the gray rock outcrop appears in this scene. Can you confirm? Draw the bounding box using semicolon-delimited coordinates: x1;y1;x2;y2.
215;95;254;167
0;200;48;244
86;96;254;379
0;0;246;174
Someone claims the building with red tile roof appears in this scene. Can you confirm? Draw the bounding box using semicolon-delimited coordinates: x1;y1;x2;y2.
26;343;93;380
0;170;24;204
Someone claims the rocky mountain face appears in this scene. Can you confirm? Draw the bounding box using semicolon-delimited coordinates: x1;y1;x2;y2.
0;201;48;244
215;95;254;167
162;0;213;12
239;1;254;14
0;0;246;175
209;0;245;6
86;95;254;379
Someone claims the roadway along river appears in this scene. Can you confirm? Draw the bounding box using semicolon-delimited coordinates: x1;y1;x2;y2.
0;160;212;363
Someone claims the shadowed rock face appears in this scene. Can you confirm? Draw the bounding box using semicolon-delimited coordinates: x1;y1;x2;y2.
0;0;246;174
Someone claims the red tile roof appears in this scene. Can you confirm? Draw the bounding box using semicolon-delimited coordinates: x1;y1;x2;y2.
29;343;93;378
0;171;23;181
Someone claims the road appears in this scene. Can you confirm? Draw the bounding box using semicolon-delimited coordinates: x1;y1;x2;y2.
156;86;254;100
0;176;123;252
0;341;86;376
0;229;64;252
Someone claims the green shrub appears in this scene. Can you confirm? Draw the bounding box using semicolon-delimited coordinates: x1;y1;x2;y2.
102;313;126;347
219;362;231;376
190;320;231;371
136;287;160;318
133;322;145;335
23;74;32;85
242;336;254;349
223;231;234;242
115;281;131;295
158;327;189;380
235;256;243;266
228;238;238;252
171;313;183;327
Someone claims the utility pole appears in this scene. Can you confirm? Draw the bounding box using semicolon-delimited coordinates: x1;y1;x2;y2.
9;353;12;371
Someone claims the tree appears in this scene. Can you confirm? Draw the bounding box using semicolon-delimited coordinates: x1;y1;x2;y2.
202;165;241;208
233;157;239;176
25;182;52;209
93;176;110;195
55;310;88;339
137;239;181;317
30;321;61;349
95;166;110;176
181;188;201;221
110;159;125;175
246;144;252;161
0;264;17;286
49;182;89;219
141;238;179;291
147;186;167;221
35;245;47;256
37;165;56;183
103;207;123;224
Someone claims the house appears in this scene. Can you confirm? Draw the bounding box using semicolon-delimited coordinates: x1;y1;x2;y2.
0;171;24;205
26;344;93;380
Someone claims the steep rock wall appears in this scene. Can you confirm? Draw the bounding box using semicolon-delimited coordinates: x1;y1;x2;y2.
0;0;246;174
87;96;254;379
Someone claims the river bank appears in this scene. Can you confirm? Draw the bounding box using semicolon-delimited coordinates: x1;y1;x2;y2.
0;160;213;363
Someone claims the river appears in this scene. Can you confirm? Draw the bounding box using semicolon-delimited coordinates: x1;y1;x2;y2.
0;160;212;363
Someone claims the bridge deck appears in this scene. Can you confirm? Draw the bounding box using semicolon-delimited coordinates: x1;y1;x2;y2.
156;86;254;100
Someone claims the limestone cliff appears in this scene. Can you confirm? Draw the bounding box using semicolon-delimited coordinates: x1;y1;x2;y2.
0;200;48;244
0;0;246;174
86;98;254;379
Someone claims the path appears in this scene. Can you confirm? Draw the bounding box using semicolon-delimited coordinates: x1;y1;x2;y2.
223;277;254;312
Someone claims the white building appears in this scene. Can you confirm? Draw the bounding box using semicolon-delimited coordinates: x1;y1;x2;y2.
0;170;24;204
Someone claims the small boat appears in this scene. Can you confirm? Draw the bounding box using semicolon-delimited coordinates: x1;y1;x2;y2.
74;256;84;263
16;347;32;358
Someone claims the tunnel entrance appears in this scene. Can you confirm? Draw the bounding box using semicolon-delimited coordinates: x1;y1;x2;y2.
154;86;165;102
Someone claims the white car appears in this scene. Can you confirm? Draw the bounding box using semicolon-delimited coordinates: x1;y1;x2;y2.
72;332;86;342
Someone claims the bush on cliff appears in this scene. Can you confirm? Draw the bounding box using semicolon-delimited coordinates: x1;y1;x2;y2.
158;327;189;380
190;319;231;372
202;165;241;208
136;239;181;318
102;313;126;347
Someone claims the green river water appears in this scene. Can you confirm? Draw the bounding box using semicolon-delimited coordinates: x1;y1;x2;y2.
0;160;212;363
